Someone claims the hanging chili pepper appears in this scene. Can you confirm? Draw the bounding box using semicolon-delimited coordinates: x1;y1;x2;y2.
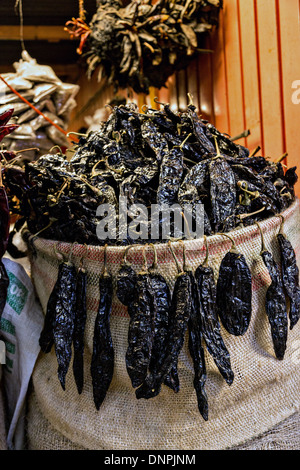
125;245;155;388
181;241;208;421
91;245;114;409
116;246;138;309
53;247;77;390
195;236;234;385
276;215;300;330
39;266;60;354
0;124;19;144
135;244;178;399
150;252;179;393
0;108;14;127
73;257;87;394
256;222;288;360
137;242;192;399
216;233;252;336
149;244;179;392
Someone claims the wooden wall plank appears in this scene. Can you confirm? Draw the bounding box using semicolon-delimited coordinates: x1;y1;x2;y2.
198;39;214;123
238;0;261;151
277;0;300;196
255;0;284;160
186;58;200;112
222;0;246;145
209;7;230;134
177;69;188;112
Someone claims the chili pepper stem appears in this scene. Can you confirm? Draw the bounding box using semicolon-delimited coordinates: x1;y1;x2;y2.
187;93;194;106
154;97;169;107
168;241;184;275
249;146;261;158
276;214;285;236
213;135;222;158
34;218;57;238
49;145;64;155
255;221;267;254
202;235;209;266
103;244;109;276
216;232;237;253
237;206;266;220
275;152;288;164
149;243;158;270
66;131;87;139
237;181;260;199
181;211;192;240
230;129;250;142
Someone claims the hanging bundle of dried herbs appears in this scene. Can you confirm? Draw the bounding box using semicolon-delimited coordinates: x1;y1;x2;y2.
65;0;222;94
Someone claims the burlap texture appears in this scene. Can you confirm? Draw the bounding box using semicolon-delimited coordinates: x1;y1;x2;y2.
26;200;300;450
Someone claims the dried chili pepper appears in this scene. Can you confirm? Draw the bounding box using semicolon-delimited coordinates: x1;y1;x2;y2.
182;241;208;421
195;236;234;385
256;222;288;360
125;246;154;388
116;246;138;308
0;108;14;127
209;139;236;232
284;166;298;189
73;260;87;394
135;244;178;398
91;245;114;409
136;242;192;399
157;136;187;206
216;233;252;336
186;94;215;155
39;259;60;354
53;249;77;390
276;215;300;330
141;119;169;163
0;124;19;143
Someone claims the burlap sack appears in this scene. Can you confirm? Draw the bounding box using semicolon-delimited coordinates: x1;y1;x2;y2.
25;200;300;450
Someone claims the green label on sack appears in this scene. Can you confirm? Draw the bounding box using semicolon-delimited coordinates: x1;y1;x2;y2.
0;318;15;336
7;270;28;315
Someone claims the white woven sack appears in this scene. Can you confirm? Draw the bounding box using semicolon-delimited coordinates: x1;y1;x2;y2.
25;200;300;450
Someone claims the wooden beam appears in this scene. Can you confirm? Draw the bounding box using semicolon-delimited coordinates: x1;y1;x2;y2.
0;25;71;42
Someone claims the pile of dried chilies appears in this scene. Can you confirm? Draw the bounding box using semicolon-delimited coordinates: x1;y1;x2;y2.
4;97;298;247
65;0;222;93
